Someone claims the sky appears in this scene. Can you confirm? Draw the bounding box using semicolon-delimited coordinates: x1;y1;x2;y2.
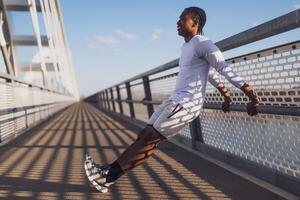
59;0;300;97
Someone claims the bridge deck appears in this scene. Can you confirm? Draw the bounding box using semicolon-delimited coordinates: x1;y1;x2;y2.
0;103;285;200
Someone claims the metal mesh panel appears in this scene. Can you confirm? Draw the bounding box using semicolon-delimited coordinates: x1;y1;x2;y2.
122;102;130;117
200;109;300;178
112;88;120;113
0;82;14;109
206;42;300;106
0;113;15;141
34;107;41;122
130;81;144;101
119;86;127;100
15;110;26;132
119;86;130;117
0;82;14;141
133;103;148;122
27;108;35;127
176;124;192;139
150;75;177;102
149;67;179;102
106;91;113;111
0;79;74;144
130;81;148;121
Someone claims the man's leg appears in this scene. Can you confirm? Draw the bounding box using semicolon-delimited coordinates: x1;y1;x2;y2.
116;125;166;171
84;100;194;192
106;125;166;182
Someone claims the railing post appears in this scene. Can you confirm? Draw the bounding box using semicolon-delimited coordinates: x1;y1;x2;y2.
110;88;116;112
25;109;28;128
101;92;106;109
105;90;111;110
116;85;123;114
125;82;135;118
189;116;204;149
142;76;154;118
99;92;104;109
97;94;101;108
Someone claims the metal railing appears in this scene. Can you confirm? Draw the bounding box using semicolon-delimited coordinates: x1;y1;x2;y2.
86;9;300;196
0;101;71;144
0;72;75;145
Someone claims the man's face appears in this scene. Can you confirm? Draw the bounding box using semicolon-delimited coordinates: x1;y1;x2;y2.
177;11;197;37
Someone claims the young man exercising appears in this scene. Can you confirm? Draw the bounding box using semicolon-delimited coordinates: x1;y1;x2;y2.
84;6;260;193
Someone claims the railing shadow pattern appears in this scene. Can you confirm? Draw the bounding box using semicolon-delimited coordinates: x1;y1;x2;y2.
0;103;285;199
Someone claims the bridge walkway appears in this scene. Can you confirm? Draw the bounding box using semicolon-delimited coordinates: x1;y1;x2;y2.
0;103;285;200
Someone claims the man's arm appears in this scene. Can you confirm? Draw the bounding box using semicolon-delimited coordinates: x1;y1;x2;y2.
208;73;231;113
198;39;260;116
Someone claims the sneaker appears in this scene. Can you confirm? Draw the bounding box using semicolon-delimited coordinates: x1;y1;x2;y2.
84;154;114;193
85;153;95;169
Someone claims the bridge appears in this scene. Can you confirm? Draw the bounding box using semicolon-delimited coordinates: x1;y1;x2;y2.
0;0;299;199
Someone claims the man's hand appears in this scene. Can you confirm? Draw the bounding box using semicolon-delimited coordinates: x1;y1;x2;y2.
246;101;259;116
217;84;231;113
240;83;260;116
222;96;231;113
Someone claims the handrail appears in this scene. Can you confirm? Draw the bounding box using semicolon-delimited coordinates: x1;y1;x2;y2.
0;72;72;96
0;101;68;115
0;102;64;124
99;98;300;116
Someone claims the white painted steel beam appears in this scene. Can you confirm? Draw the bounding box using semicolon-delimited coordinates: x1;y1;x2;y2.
12;35;48;45
4;0;41;11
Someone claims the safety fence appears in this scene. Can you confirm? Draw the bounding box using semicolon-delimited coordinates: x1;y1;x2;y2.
86;9;300;195
0;73;75;145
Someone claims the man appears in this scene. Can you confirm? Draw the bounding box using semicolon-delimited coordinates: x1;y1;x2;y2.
84;6;259;193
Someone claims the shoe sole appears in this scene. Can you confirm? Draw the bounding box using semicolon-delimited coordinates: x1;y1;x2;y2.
84;156;108;193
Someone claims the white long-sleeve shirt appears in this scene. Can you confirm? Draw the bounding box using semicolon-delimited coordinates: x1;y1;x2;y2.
169;35;245;111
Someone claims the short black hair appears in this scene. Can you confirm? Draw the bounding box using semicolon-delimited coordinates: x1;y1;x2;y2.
184;7;206;35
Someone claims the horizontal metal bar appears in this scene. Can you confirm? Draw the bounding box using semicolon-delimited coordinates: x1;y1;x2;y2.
0;107;50;124
216;9;300;51
18;63;55;72
104;98;162;105
12;35;48;46
129;81;144;87
4;0;42;12
0;72;71;96
0;102;63;116
110;58;179;91
98;98;300;116
127;99;161;105
225;40;300;63
203;103;300;116
0;72;13;81
149;72;179;82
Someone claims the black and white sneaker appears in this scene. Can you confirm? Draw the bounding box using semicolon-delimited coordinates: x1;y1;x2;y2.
84;154;114;193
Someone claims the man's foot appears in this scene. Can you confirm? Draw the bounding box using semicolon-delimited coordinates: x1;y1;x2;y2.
84;154;114;193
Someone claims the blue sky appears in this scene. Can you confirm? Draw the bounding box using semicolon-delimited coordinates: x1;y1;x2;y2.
59;0;300;97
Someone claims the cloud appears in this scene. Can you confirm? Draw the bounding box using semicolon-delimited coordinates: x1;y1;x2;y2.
293;4;300;9
150;28;175;41
151;28;162;40
88;29;139;50
87;35;121;52
90;35;120;45
114;29;139;40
